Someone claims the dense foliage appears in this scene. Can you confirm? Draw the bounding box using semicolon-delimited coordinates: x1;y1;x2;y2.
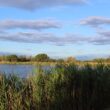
0;63;110;110
0;54;51;62
0;53;79;63
0;55;30;62
34;53;49;62
0;54;62;62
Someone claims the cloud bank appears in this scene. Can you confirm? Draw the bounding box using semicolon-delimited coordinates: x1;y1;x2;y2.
0;31;110;46
0;32;84;45
79;16;110;45
0;19;61;30
80;16;110;27
0;0;86;10
0;16;110;46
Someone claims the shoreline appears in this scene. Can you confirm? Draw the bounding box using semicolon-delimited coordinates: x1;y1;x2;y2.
0;61;110;66
0;61;57;66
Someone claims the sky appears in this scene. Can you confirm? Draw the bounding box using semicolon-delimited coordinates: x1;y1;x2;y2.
0;0;110;59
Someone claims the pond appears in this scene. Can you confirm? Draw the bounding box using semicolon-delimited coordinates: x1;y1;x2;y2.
0;64;48;78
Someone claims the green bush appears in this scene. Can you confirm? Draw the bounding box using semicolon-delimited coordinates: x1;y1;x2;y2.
34;53;50;62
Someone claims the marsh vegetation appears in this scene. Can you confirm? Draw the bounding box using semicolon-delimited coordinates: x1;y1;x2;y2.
0;63;110;110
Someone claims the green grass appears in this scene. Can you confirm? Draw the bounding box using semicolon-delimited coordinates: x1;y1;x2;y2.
0;63;110;110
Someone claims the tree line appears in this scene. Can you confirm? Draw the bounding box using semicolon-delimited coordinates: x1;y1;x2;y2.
0;53;109;63
0;54;77;63
0;54;53;62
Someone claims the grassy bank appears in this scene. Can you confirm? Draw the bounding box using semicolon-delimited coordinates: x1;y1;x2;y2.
0;63;110;110
0;61;110;66
0;61;57;66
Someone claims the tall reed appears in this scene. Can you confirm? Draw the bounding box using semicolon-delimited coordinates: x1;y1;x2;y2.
0;63;110;110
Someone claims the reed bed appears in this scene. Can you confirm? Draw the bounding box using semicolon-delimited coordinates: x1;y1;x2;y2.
0;63;110;110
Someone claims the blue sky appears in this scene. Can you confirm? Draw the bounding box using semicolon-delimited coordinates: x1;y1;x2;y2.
0;0;110;59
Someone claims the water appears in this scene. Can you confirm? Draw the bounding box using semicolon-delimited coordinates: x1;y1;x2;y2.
0;64;37;78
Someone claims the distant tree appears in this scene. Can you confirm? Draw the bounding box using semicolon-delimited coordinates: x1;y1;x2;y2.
18;56;26;62
34;54;49;62
6;55;18;62
66;57;76;63
18;56;31;62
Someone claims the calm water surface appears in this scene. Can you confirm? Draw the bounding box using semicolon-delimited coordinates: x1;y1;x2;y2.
0;64;41;78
